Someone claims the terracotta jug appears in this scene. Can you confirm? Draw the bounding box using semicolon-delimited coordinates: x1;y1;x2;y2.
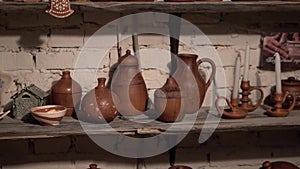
174;54;216;113
281;77;300;110
81;78;118;123
111;50;148;116
154;77;183;122
262;161;299;169
51;71;82;116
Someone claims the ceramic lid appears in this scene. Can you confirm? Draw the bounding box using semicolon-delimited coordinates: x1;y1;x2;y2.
282;77;300;86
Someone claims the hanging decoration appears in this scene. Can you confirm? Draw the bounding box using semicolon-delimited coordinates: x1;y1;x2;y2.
46;0;74;18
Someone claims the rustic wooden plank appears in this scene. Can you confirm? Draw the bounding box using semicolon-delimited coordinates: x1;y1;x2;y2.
1;1;300;13
0;106;299;140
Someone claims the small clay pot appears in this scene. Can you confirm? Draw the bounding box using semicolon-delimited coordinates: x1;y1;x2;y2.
169;165;192;169
154;77;183;122
281;77;300;110
81;78;117;123
262;161;299;169
89;164;98;169
51;71;82;116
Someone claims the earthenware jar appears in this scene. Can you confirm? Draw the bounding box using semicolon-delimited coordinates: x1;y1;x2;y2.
89;164;98;169
281;77;300;109
262;161;299;169
111;50;148;116
174;54;216;113
169;165;192;169
51;71;82;116
81;78;117;123
154;77;183;122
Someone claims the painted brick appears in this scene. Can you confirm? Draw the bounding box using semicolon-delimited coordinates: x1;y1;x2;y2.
75;135;108;154
0;139;29;157
207;34;261;47
6;11;39;29
34;137;71;154
3;161;74;169
0;30;48;50
0;51;34;71
38;12;83;28
83;24;121;49
142;69;169;89
83;10;120;25
182;13;221;24
73;48;111;69
257;70;295;87
138;34;169;49
208;131;259;147
48;28;84;48
209;146;270;167
36;51;77;69
258;130;299;147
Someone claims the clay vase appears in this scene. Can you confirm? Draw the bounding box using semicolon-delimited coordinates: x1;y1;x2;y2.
174;54;216;114
262;161;299;169
51;71;82;116
81;78;118;123
111;50;148;116
281;77;300;110
154;77;183;122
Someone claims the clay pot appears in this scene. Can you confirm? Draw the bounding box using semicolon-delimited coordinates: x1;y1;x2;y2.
174;54;216;113
51;71;82;116
169;165;192;169
89;164;98;169
262;161;299;169
281;77;300;110
81;78;118;123
111;50;148;116
154;77;183;122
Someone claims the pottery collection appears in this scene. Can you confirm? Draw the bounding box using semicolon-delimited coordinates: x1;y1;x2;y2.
51;71;82;116
81;78;118;123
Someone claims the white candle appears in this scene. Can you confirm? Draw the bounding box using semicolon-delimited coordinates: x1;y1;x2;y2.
243;43;250;81
232;54;241;99
274;52;282;93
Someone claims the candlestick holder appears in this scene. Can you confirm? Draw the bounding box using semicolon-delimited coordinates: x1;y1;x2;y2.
266;92;296;117
240;80;264;112
215;97;247;119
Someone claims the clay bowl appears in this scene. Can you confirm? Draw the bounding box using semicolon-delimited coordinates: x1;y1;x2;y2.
31;105;67;126
169;165;192;169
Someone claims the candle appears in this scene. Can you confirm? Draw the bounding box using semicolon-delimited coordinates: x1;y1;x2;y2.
232;54;241;99
275;52;282;93
243;43;250;81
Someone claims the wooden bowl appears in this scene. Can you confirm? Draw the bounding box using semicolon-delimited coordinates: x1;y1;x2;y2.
31;105;67;126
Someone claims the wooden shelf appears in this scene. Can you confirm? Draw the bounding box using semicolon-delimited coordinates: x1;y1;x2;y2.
0;107;299;140
1;1;300;13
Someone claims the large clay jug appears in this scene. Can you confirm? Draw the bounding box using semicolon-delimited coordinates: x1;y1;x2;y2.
51;71;82;116
81;78;118;123
111;50;148;116
174;54;216;113
154;77;183;122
